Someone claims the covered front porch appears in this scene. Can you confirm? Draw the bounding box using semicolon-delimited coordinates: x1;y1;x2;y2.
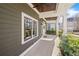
1;3;79;56
20;3;74;56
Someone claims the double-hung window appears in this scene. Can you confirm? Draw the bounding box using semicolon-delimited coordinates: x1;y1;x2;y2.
21;12;38;44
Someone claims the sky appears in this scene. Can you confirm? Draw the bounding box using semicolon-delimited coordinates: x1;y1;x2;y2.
67;3;79;18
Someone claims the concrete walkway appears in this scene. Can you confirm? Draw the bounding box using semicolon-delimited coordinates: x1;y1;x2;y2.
24;35;56;56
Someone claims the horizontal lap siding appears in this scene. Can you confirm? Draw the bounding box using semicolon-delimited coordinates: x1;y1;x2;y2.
0;4;42;56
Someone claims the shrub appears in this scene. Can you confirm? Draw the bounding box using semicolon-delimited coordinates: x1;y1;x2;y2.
46;28;56;35
59;30;63;37
59;34;79;56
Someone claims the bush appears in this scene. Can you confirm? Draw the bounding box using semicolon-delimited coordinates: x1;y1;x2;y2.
46;28;56;35
59;30;63;37
59;34;79;56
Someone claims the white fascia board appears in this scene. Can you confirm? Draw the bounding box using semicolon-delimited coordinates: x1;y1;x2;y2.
27;3;40;15
47;20;56;23
39;11;57;18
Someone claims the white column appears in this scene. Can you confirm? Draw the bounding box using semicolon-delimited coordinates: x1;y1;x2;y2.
42;21;46;36
56;16;59;36
63;14;67;35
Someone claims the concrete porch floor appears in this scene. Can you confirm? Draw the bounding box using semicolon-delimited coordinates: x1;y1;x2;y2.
24;35;56;56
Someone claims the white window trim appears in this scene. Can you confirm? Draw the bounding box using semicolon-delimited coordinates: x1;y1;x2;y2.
21;12;38;45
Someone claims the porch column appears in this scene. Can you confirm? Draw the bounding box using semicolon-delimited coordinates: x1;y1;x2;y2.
63;14;67;35
42;21;46;36
56;16;59;36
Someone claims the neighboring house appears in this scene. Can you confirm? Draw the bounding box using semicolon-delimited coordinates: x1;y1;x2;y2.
67;14;79;34
73;14;79;34
74;14;79;31
67;18;75;32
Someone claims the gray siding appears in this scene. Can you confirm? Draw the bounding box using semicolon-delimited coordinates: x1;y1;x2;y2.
0;4;42;56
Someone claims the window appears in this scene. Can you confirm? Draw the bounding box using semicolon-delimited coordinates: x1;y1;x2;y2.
22;12;38;45
24;17;32;41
